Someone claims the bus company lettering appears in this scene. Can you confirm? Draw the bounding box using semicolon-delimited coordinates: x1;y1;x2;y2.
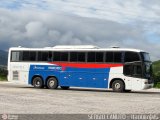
48;66;62;70
33;66;45;70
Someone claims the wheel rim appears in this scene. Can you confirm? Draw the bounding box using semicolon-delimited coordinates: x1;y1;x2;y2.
35;80;40;87
49;80;55;87
115;83;121;89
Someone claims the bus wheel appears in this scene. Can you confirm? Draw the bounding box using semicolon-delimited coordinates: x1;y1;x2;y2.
47;77;58;89
32;77;44;88
112;80;125;92
61;86;70;90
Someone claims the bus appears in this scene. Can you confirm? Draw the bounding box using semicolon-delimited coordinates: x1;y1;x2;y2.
8;45;154;92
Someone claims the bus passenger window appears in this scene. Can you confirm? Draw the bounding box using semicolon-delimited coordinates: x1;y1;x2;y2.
125;52;140;62
124;65;132;76
70;52;77;62
41;52;48;61
60;52;68;61
87;52;96;62
105;52;114;62
47;52;53;62
37;51;48;61
53;52;60;61
133;65;142;77
114;52;122;63
77;52;85;62
22;51;30;61
30;52;36;61
96;52;104;62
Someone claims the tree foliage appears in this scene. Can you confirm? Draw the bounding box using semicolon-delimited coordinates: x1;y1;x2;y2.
0;66;7;79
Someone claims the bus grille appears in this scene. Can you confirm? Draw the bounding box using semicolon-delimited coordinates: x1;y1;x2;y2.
13;71;19;80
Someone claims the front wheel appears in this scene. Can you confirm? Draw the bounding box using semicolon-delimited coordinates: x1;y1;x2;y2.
112;80;125;92
47;77;58;89
32;77;44;88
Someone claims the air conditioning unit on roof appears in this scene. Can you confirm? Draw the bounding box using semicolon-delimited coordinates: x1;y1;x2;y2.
53;45;100;49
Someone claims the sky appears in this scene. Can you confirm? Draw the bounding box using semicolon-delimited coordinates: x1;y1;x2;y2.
0;0;160;61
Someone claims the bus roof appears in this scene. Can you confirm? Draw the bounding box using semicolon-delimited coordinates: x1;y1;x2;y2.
9;45;145;53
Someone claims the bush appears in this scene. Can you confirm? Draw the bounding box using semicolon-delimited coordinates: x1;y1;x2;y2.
153;71;160;88
154;82;160;88
0;67;7;81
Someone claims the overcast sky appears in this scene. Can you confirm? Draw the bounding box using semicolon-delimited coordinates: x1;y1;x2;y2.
0;0;160;60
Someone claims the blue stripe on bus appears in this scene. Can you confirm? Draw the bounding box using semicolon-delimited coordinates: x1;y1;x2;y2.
28;65;110;88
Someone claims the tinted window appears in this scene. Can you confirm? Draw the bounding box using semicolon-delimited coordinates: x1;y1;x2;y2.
87;52;96;62
125;52;140;62
22;51;30;61
60;52;68;61
70;52;77;62
114;52;122;63
124;65;132;76
105;52;114;62
133;65;142;77
124;64;142;77
37;51;42;61
41;52;48;61
37;51;48;61
53;52;60;61
96;52;104;62
78;52;85;62
48;52;53;61
29;51;36;61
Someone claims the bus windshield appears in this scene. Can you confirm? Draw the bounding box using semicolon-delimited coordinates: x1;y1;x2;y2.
144;62;152;79
141;52;151;62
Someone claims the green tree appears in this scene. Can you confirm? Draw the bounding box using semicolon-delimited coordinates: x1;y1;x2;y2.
153;71;160;88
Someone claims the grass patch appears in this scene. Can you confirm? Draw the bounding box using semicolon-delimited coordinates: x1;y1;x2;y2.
154;82;160;88
0;75;7;81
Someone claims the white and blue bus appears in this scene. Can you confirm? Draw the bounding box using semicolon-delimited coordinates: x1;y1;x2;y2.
8;45;153;92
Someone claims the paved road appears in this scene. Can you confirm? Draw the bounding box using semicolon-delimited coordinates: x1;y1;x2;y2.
0;82;160;114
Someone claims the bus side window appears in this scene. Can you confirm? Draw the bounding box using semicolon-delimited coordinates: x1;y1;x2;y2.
60;52;68;61
105;52;114;63
47;52;53;62
53;52;61;61
30;51;36;61
125;52;140;62
70;52;86;62
124;65;132;76
37;51;49;61
11;51;22;62
132;65;142;77
124;64;142;77
70;52;77;62
87;52;96;62
77;52;85;62
114;52;122;63
96;52;104;62
22;51;30;61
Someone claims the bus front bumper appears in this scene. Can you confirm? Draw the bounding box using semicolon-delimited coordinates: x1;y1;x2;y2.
143;83;154;89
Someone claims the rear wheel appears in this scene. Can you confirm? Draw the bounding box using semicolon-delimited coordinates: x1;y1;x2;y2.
61;86;70;90
112;80;125;92
47;77;58;89
32;77;44;88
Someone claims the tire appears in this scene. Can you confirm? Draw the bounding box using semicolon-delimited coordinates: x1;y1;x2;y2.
32;77;44;88
112;80;125;92
47;77;58;89
61;86;70;90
